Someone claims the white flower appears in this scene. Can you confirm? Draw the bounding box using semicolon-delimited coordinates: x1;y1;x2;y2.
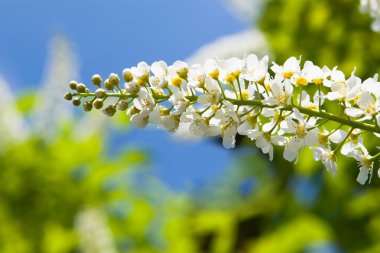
130;109;150;128
187;64;206;88
134;89;155;111
161;115;180;132
204;59;220;79
180;110;210;137
247;130;285;161
131;61;150;82
329;129;348;145
218;57;244;84
167;65;187;89
169;90;189;116
128;89;155;128
150;60;169;88
151;60;168;77
124;80;140;93
302;61;331;85
341;129;365;157
345;91;379;120
271;56;300;80
300;90;324;110
210;101;239;149
260;108;282;133
280;109;318;162
172;60;189;79
242;54;268;83
351;148;373;184
361;75;380;97
264;79;293;106
198;77;222;106
311;147;338;176
237;113;259;136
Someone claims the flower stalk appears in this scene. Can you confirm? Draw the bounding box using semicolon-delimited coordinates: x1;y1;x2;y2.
64;54;380;184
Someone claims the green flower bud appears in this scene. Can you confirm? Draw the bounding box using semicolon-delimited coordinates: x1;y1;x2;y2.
95;88;106;99
93;99;104;109
72;98;81;106
69;80;78;90
76;83;87;93
104;79;114;90
109;73;120;87
102;105;116;117
83;101;93;112
117;101;129;111
123;68;134;82
64;92;73;101
91;74;102;86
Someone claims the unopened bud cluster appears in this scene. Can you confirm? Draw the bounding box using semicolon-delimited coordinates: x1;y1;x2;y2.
65;54;380;184
65;73;128;117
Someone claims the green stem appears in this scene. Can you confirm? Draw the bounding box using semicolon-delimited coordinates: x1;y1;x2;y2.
372;151;380;160
318;85;322;112
268;109;283;134
231;82;239;99
75;92;380;134
217;80;226;98
237;79;243;100
227;98;379;134
334;127;354;153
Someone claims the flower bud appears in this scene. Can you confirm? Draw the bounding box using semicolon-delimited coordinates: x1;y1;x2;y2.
104;78;114;90
123;68;134;82
125;81;140;93
128;106;140;115
91;74;102;86
95;88;106;99
76;83;87;93
103;105;116;117
64;92;73;101
72;98;81;106
173;61;188;79
117;101;129;111
209;69;219;80
109;73;120;87
69;80;78;90
93;99;104;109
83;101;93;112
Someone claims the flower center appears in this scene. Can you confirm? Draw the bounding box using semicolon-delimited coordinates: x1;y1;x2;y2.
209;69;219;80
283;72;294;79
318;132;329;145
277;92;287;105
321;150;336;162
363;155;373;168
171;77;183;87
313;78;323;85
247;115;258;127
296;124;307;138
296;77;308;86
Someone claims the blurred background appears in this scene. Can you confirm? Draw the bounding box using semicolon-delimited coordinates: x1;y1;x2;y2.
1;0;380;252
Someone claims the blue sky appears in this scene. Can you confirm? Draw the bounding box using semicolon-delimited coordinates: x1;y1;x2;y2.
0;0;248;190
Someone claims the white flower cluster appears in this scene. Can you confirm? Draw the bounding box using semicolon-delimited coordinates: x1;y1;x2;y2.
360;0;380;31
66;54;380;184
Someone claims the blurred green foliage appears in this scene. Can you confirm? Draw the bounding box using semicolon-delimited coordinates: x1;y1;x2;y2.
260;0;380;78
